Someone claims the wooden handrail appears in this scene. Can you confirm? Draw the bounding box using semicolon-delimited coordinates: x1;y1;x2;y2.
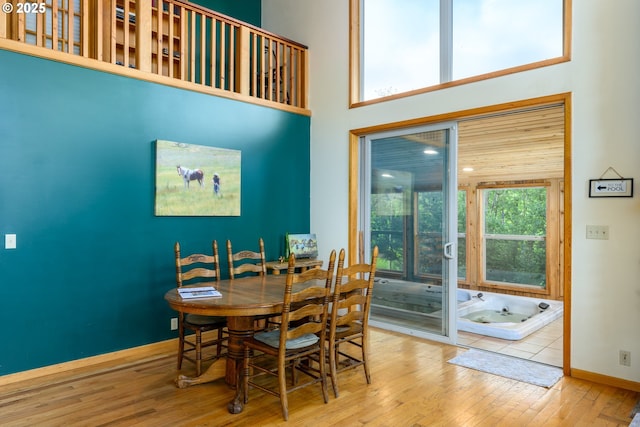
0;0;309;112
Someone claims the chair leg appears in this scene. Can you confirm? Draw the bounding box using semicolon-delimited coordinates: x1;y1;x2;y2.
216;328;223;356
362;338;371;384
319;346;329;404
278;360;289;421
195;330;202;376
243;346;250;404
328;341;339;398
177;325;185;370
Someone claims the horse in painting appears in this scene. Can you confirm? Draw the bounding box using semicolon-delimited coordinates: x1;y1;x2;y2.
176;165;204;188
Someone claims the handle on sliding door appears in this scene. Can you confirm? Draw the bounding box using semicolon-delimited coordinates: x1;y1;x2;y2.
443;242;455;259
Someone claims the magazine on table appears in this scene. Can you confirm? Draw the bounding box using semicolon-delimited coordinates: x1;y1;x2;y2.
177;286;222;299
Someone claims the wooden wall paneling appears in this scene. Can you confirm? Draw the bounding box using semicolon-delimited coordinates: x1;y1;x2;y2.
458;105;564;182
547;179;560;299
465;184;479;289
559;180;565;298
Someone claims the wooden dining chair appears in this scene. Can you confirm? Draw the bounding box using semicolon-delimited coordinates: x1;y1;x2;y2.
227;237;273;329
242;251;336;421
174;240;227;376
327;246;378;398
226;237;267;279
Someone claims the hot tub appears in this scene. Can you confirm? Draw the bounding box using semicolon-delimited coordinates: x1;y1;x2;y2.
457;289;563;340
371;279;563;341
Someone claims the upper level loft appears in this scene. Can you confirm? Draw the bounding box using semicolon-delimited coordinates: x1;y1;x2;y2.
0;0;309;115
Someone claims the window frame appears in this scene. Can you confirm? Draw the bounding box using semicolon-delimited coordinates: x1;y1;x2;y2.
479;183;550;290
349;0;572;107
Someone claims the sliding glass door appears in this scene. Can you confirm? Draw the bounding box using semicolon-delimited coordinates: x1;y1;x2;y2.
361;123;458;341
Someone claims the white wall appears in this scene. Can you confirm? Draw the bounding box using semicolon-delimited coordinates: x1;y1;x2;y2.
263;0;640;383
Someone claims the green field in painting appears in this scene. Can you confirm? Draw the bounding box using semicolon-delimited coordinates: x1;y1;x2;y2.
155;140;241;216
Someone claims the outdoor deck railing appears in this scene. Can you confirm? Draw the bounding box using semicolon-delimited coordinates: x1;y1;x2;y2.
0;0;308;112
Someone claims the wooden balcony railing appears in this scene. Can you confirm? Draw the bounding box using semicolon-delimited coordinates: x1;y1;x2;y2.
0;0;309;113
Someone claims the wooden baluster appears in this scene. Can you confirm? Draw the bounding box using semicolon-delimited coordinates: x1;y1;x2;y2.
168;2;174;77
199;13;205;85
156;1;162;75
250;32;257;96
189;9;195;82
136;0;151;72
235;25;250;96
0;2;6;39
259;36;266;99
122;0;129;66
209;18;218;87
219;21;226;89
301;48;308;108
68;0;74;53
82;0;89;57
287;45;293;105
16;4;26;42
275;42;281;102
228;23;235;91
35;6;44;47
180;5;186;79
265;38;272;100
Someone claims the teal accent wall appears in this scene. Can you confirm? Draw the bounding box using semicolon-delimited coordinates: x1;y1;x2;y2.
195;0;261;26
0;49;310;375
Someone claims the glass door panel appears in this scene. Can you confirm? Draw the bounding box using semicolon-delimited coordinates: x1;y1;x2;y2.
362;124;457;340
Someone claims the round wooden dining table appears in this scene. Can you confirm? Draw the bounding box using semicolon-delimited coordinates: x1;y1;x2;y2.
165;274;297;414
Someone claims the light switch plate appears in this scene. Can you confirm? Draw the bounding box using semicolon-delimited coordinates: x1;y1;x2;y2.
5;234;17;249
586;225;609;240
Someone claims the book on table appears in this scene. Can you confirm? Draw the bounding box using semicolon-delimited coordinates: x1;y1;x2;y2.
177;286;222;299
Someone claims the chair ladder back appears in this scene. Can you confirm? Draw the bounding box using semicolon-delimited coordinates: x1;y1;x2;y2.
227;238;267;279
173;240;226;376
174;241;221;287
280;251;336;344
327;246;378;398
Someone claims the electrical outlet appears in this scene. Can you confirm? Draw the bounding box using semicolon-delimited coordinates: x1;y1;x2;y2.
619;350;631;367
5;234;16;249
170;317;178;331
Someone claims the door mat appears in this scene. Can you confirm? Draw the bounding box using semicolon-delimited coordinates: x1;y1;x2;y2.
631;399;640;423
448;349;563;388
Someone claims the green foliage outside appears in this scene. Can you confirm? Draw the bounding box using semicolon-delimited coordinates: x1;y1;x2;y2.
483;188;547;287
370;186;547;288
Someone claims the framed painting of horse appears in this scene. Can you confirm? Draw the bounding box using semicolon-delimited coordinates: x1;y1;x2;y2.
155;140;241;216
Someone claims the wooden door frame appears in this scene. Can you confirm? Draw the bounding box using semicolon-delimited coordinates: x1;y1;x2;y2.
348;93;572;375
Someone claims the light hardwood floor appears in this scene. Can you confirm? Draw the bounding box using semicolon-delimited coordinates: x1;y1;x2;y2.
2;328;637;426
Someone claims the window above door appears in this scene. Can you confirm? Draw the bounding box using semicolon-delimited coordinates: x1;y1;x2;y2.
350;0;570;106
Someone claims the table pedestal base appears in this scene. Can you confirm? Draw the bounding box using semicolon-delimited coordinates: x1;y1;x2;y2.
173;316;254;414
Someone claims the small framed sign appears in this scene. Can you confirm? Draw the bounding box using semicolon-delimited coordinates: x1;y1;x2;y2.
589;179;633;198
